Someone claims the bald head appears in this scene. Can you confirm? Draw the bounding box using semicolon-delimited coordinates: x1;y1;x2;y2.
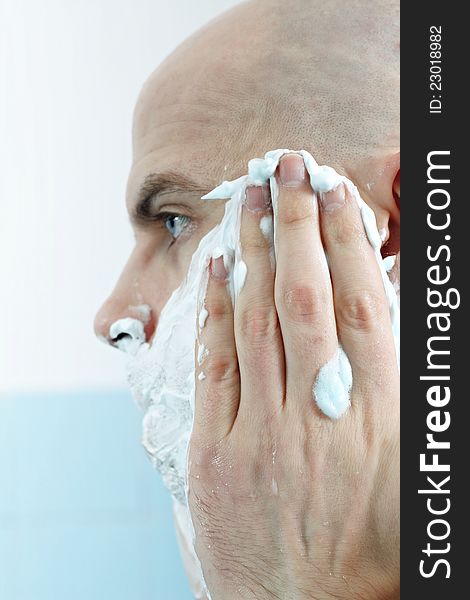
131;0;398;194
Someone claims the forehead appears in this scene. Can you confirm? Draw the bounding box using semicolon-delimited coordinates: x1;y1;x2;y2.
127;67;241;209
126;19;279;209
133;65;226;168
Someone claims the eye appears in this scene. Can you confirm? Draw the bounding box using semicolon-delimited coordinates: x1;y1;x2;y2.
161;213;191;240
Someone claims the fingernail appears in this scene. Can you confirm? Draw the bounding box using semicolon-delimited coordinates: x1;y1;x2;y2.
320;183;346;212
210;255;228;280
279;154;306;187
245;185;271;212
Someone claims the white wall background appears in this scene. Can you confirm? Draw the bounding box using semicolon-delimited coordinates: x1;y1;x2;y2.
0;0;240;393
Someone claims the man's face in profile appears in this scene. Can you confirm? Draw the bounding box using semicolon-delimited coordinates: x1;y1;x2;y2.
93;0;399;351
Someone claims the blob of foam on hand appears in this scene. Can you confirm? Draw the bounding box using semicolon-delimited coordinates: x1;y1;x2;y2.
109;150;400;597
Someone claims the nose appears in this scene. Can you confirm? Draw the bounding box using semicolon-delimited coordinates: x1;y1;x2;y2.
94;247;157;352
94;245;163;352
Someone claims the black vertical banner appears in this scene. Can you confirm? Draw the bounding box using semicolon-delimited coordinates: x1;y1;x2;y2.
401;2;467;598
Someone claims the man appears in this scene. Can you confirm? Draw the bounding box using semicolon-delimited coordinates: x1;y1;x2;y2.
94;0;400;598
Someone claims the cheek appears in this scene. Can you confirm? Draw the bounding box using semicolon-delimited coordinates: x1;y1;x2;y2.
132;254;183;317
134;208;225;322
169;209;225;282
134;233;203;316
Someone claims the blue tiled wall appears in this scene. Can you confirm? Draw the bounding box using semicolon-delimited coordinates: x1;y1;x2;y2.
0;390;193;600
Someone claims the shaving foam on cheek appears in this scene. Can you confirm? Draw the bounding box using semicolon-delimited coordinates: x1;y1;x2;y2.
114;149;400;595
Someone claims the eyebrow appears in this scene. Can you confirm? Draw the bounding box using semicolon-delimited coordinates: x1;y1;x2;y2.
130;171;208;226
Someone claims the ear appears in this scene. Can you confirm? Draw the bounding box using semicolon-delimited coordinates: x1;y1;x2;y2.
358;151;400;258
386;153;400;257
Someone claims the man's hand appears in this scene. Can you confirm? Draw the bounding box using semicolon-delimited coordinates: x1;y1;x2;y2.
188;153;399;600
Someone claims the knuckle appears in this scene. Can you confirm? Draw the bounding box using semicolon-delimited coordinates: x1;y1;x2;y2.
241;237;270;260
189;436;214;469
278;195;316;229
205;296;229;322
328;219;366;246
337;289;386;332
205;353;238;384
282;283;325;324
189;437;227;472
238;305;279;344
241;228;271;255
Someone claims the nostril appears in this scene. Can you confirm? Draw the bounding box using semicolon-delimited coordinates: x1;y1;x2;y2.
113;332;130;343
109;317;146;355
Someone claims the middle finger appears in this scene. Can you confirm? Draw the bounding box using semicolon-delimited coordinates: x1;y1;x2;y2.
274;153;337;398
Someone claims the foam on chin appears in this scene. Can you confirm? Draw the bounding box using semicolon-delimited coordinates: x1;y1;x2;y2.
122;147;400;503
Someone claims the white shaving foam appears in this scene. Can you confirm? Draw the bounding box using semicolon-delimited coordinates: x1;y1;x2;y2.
198;307;208;329
314;347;352;419
382;255;396;272
109;317;146;356
129;303;152;324
197;344;208;365
260;214;276;269
260;214;274;241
